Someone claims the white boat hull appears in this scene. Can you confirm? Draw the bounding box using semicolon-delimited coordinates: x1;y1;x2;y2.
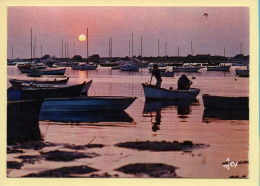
142;83;200;100
41;96;136;112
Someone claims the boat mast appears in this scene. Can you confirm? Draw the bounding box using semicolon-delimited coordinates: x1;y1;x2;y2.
67;42;69;59
178;46;180;57
62;40;63;59
240;43;242;54
108;38;110;58
129;40;130;57
11;45;13;60
87;28;89;58
158;39;160;57
34;35;36;58
41;44;42;58
191;41;193;56
132;32;134;57
74;42;75;57
64;43;66;59
165;42;167;56
30;28;32;62
141;36;143;57
224;47;225;57
111;37;112;58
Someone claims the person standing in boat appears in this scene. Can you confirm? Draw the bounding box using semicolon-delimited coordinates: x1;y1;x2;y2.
178;74;192;90
152;64;162;88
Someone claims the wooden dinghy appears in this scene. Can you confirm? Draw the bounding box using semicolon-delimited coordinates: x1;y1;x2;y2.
9;77;69;88
142;83;200;100
40;96;137;112
202;94;249;110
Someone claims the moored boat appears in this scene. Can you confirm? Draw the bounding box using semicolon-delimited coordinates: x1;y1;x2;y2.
7;62;17;66
9;77;69;88
40;96;137;112
172;65;201;72
20;68;66;75
71;63;98;70
120;64;139;71
202;94;248;110
142;83;200;100
206;65;231;71
235;67;249;76
8;99;43;143
7;81;92;101
17;63;33;70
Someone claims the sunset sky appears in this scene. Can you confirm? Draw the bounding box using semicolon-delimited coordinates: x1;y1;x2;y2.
7;6;249;59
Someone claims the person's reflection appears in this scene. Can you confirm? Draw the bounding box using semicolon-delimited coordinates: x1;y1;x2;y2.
152;110;161;132
177;104;191;118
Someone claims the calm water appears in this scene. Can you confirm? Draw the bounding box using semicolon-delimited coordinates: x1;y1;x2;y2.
7;65;249;178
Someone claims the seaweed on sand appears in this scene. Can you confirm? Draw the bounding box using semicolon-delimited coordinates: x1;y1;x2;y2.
116;140;208;151
23;165;98;177
116;163;179;178
41;150;99;161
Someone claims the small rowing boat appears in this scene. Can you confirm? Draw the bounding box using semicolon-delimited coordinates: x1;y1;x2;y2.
7;81;92;101
40;96;137;112
206;65;231;71
202;94;248;110
142;83;200;100
9;77;69;88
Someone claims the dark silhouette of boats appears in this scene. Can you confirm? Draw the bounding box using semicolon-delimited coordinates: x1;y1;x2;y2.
9;77;69;88
7;99;43;144
7;81;91;101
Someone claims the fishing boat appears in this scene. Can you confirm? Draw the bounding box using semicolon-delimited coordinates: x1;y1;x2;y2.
202;94;249;110
206;65;231;71
71;63;98;70
9;77;69;88
7;62;17;66
20;68;66;75
120;64;139;71
33;63;47;69
7;81;92;101
40;96;137;112
142;83;200;100
8;99;43;143
17;63;33;70
235;67;249;76
172;65;201;72
100;61;120;67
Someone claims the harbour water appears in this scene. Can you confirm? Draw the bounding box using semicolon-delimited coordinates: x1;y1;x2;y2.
7;65;249;178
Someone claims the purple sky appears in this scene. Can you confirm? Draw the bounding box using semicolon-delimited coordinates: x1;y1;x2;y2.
7;7;249;59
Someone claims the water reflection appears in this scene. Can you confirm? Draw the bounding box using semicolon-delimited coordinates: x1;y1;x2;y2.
39;110;134;123
143;99;197;131
202;109;249;123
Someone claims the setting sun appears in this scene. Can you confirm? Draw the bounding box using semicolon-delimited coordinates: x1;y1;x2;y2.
78;34;86;42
